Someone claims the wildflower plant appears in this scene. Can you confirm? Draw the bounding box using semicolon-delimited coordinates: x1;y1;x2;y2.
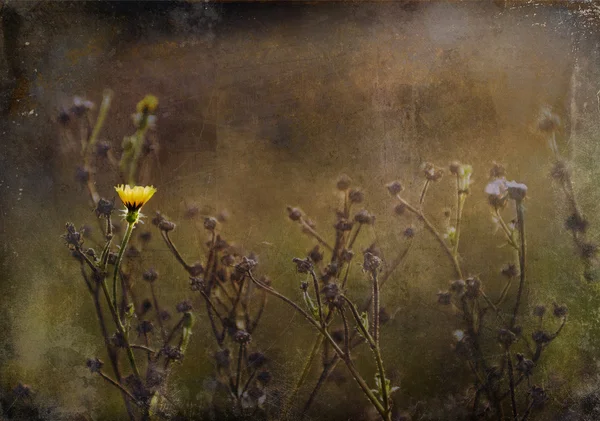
154;210;272;417
389;161;567;420
60;93;193;420
235;176;414;421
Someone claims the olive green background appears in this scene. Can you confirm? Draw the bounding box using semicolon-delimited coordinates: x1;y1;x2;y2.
2;1;600;420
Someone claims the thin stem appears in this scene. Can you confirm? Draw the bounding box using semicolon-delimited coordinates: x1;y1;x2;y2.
160;231;193;273
113;221;135;323
97;371;138;405
299;218;334;251
419;179;430;207
309;269;325;327
235;342;245;398
347;223;362;250
510;199;526;329
283;334;323;417
372;270;380;345
130;344;157;354
342;296;390;419
454;191;466;255
506;349;518;420
84;90;113;166
396;194;462;279
494;208;519;250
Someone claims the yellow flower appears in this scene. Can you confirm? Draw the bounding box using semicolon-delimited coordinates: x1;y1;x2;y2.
136;95;159;114
115;185;157;213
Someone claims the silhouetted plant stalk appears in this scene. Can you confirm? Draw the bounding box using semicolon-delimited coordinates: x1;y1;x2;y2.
155;211;271;417
389;161;566;420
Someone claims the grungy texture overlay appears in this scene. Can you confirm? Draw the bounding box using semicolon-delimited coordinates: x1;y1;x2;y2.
2;1;600;420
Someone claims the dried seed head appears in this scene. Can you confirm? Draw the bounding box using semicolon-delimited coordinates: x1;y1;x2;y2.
354;209;374;225
341;249;354;262
450;279;466;295
12;383;32;399
363;252;382;273
214;349;231;369
86;357;104;373
321;282;341;304
579;242;598;259
348;189;364;204
95;198;115;218
501;264;518;278
141;299;152;314
235;256;257;273
111;332;127;348
189;276;205;291
565;213;588;234
538;108;560;133
257;370;272;385
465;277;482;299
552;303;568;318
293;257;313;274
63;223;83;249
248;352;267;368
162;345;184;361
160;310;171;322
143;268;159;283
506;181;528;201
489;162;506;179
176;300;193;313
437;291;452;305
423;162;443;182
532;330;552;345
203;217;218;231
137;320;154;335
308;245;324;264
335;219;354;231
336;174;352;191
533;305;546;318
189;262;204;276
449;161;461;175
386;181;403;195
530;385;548;408
287;206;302;222
516;353;535;376
497;329;516;347
234;330;252;344
75;166;90;184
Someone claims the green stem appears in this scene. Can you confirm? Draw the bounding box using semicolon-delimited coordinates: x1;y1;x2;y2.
110;220;141;380
343;296;390;419
454;192;466;256
113;221;135;323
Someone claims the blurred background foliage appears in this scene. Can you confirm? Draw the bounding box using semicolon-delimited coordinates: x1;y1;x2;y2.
2;1;600;420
